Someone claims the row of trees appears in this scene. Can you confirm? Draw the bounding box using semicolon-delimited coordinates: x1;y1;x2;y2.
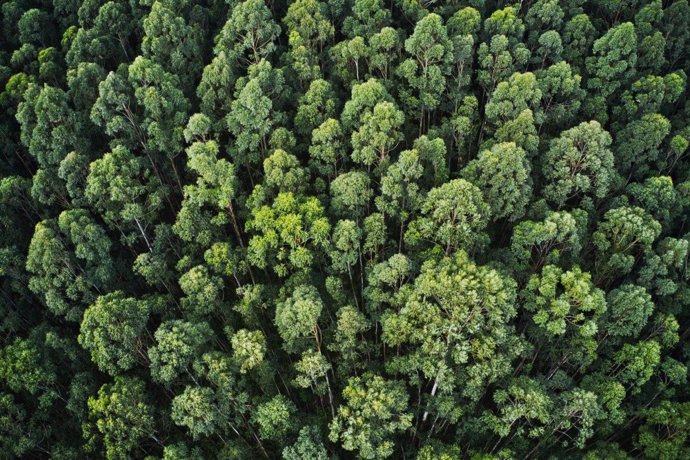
1;0;690;458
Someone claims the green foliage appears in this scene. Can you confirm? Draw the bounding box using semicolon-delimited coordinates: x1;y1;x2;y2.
543;120;616;208
149;320;213;384
635;400;690;459
78;291;151;376
0;337;55;394
605;284;654;337
382;250;519;403
523;265;606;337
226;60;286;166
405;179;489;255
283;425;328;460
3;1;690;458
230;328;266;373
26;211;114;321
86;376;154;459
462;142;532;221
246;191;330;276
329;373;412;459
252;394;296;441
593;206;662;282
510;209;585;274
397;13;453;129
216;0;280;68
351;101;405;169
171;385;217;440
275;284;323;352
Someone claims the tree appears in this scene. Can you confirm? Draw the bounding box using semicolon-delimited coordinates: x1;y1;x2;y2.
309;118;347;181
351;101;405;170
171;386;217;440
197;51;235;127
283;425;329;460
482;376;552;442
85;376;154;460
537;61;585;131
328;305;370;374
563;14;595;72
85;145;167;250
614;73;684;125
26;210;114;321
230;329;266;373
330;36;369;84
329;373;412;459
283;0;334;85
615;113;670;178
604;284;654;338
263;149;309;195
226;60;286;167
376;149;424;249
662;0;690;70
246;192;331;277
607;340;661;394
162;442;204;460
16;84;78;205
149;320;213;385
341;78;392;133
275;284;323;353
0;337;55;395
484;71;542;135
397;13;453;132
141;0;202;90
510;209;585;275
627;176;679;228
413;135;448;187
369;27;402;82
178;265;224;317
381;251;520;418
533;31;563;69
462;142;532;222
284;0;334;57
215;0;280;68
585;22;638;120
593;206;662;283
78;291;152;376
405;179;489;255
293;349;333;399
295;79;337;138
481;71;542;155
364;253;415;316
251;395;296;441
523;265;606;341
330;171;372;219
0;392;34;457
446;8;480;109
65;1;138;69
549;388;606;449
525;0;564;46
174;139;239;251
477;35;530;98
542;121;616;209
635;400;690;459
343;0;391;39
329;219;363;299
89;65;140;149
483;6;525;44
127;56;191;168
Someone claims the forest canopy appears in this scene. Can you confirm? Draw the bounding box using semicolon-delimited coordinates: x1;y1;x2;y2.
2;0;690;458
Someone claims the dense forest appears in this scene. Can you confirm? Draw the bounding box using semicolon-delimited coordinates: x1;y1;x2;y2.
1;0;690;458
